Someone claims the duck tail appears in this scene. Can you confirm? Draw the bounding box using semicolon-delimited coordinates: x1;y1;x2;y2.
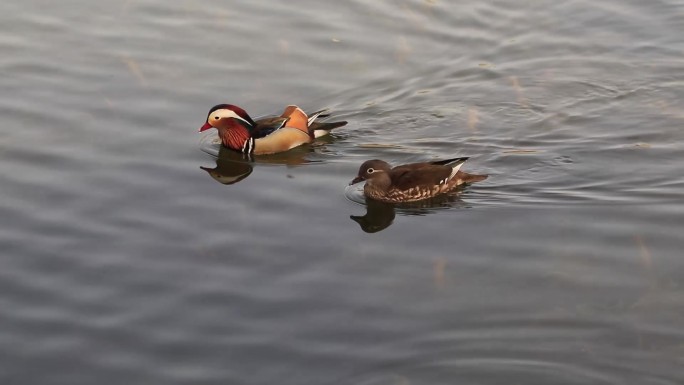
308;108;347;138
456;171;488;184
310;120;348;138
305;108;347;138
306;109;329;126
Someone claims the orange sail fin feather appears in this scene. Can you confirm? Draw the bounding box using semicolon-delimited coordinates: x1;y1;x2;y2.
280;105;309;135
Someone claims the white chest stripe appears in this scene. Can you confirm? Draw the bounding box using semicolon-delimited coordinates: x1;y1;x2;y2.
241;137;255;154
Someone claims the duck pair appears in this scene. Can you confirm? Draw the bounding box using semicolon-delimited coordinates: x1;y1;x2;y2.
199;104;487;203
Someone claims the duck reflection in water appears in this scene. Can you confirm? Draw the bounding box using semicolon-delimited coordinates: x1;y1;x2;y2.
200;140;321;185
350;192;473;233
200;157;253;185
350;199;396;233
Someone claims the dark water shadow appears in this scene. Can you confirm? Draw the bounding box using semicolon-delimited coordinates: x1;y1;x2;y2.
199;154;254;185
350;199;396;233
199;133;334;185
349;190;475;233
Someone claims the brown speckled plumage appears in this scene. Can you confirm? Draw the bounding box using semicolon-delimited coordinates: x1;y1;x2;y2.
350;157;487;203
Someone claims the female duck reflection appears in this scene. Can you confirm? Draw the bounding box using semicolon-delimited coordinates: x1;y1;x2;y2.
200;142;317;185
349;192;473;233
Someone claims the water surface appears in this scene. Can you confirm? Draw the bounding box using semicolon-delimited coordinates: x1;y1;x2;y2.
2;0;684;384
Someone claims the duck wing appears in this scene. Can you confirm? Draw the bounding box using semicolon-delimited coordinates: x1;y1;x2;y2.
390;164;454;191
252;116;289;138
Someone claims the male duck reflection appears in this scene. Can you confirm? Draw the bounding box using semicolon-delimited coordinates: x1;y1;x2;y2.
350;157;487;203
200;156;253;185
199;104;347;155
200;144;318;185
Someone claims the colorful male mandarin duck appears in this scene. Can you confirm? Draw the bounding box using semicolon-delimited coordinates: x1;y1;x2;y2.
349;157;488;203
199;104;347;155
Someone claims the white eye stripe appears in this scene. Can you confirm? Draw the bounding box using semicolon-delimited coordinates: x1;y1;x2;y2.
216;110;252;125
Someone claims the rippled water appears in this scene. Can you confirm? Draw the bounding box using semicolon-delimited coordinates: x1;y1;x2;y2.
2;0;684;384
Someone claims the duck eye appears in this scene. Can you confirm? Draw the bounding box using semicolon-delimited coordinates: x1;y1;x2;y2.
366;167;375;174
214;116;219;120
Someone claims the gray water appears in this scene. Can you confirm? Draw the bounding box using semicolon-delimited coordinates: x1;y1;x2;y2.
2;1;684;384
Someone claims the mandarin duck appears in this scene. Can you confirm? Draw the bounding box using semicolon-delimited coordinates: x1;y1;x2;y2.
199;104;347;155
349;157;488;203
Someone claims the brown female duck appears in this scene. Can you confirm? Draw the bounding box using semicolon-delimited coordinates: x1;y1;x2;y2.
350;157;487;203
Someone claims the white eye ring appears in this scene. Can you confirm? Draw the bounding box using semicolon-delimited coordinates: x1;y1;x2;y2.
366;167;375;174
